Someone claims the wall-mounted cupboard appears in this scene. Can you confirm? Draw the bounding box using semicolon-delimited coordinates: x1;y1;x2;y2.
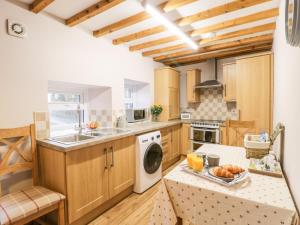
223;63;237;102
154;68;180;121
186;69;201;103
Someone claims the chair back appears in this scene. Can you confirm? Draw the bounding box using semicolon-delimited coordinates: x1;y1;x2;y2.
0;124;37;185
226;120;255;146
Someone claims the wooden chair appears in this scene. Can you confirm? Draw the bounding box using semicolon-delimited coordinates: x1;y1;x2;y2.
0;124;65;225
226;120;255;147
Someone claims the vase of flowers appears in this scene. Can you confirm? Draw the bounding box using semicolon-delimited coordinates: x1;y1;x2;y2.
151;105;163;122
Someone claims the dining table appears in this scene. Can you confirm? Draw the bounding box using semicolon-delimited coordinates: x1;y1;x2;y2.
149;144;299;225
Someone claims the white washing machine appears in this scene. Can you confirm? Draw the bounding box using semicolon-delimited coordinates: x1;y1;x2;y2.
134;130;163;194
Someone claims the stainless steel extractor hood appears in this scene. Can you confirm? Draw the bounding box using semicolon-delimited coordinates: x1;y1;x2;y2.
195;58;223;89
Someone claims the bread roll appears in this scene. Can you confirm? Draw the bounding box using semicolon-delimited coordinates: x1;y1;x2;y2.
213;167;234;178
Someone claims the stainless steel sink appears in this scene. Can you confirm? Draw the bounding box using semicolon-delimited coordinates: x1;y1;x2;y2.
49;134;95;144
49;128;131;145
84;131;105;137
95;128;131;135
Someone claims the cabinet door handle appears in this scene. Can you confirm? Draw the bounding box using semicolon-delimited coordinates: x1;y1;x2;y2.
110;146;114;167
104;148;108;170
224;84;227;97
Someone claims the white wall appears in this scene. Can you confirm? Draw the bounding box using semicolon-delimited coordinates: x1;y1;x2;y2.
0;0;161;128
273;0;300;209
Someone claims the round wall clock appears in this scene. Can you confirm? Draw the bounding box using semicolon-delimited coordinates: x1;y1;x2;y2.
285;0;300;46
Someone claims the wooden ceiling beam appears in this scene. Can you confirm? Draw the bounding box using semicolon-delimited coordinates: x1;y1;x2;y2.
178;0;271;26
163;0;198;12
113;3;278;45
129;30;193;51
166;44;272;66
66;0;125;27
199;22;276;45
155;34;273;61
156;40;272;62
164;44;272;65
129;36;179;51
93;11;151;37
191;8;279;37
113;25;166;45
142;43;188;57
30;0;54;13
168;45;272;67
94;0;195;37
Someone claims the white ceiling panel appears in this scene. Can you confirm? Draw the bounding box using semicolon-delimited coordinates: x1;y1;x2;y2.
150;47;192;58
176;0;235;17
104;18;162;39
15;0;32;4
125;30;174;46
136;39;184;52
45;0;101;19
81;0;144;31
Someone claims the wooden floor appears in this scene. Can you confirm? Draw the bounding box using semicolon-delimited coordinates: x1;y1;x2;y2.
89;159;184;225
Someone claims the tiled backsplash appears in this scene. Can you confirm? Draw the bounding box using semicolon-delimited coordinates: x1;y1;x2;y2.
33;112;50;139
33;108;151;139
181;89;238;121
89;109;113;127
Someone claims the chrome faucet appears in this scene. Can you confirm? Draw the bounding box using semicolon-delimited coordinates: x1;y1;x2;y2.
116;116;122;128
76;105;83;134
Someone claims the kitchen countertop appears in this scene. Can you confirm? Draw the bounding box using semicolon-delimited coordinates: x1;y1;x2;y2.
37;120;184;152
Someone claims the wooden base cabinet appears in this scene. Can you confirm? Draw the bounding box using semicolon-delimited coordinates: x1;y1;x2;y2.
38;136;135;224
66;144;109;223
109;137;135;198
181;123;191;155
160;124;181;170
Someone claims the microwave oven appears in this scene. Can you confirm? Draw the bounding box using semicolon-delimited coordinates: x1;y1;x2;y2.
126;109;146;123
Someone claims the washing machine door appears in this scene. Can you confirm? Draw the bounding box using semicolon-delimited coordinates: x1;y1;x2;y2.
143;143;163;174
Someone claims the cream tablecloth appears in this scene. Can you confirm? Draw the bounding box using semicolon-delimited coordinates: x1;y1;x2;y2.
150;144;298;225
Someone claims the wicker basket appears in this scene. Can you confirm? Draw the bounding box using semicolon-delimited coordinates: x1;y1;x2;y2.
245;147;270;159
244;134;271;159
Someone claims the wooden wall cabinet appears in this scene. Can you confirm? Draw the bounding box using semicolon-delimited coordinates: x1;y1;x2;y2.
223;63;237;102
39;136;135;224
236;53;273;135
155;67;180;121
181;123;191;155
187;69;201;103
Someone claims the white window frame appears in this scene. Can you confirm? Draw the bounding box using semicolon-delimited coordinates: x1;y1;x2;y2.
48;89;85;132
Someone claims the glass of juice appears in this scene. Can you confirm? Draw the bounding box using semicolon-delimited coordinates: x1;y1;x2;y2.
187;153;196;168
192;156;204;172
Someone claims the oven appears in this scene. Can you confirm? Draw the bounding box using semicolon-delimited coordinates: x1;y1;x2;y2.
190;123;220;151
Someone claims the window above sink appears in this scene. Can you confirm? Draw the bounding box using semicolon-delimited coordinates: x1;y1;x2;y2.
47;80;112;137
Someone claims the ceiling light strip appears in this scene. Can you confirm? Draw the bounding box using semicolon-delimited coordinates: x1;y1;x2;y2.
143;3;198;50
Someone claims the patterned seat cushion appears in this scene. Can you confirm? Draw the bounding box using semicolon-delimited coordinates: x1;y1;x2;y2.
0;186;65;225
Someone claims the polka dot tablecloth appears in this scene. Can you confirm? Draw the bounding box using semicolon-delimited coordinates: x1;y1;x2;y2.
150;144;299;225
